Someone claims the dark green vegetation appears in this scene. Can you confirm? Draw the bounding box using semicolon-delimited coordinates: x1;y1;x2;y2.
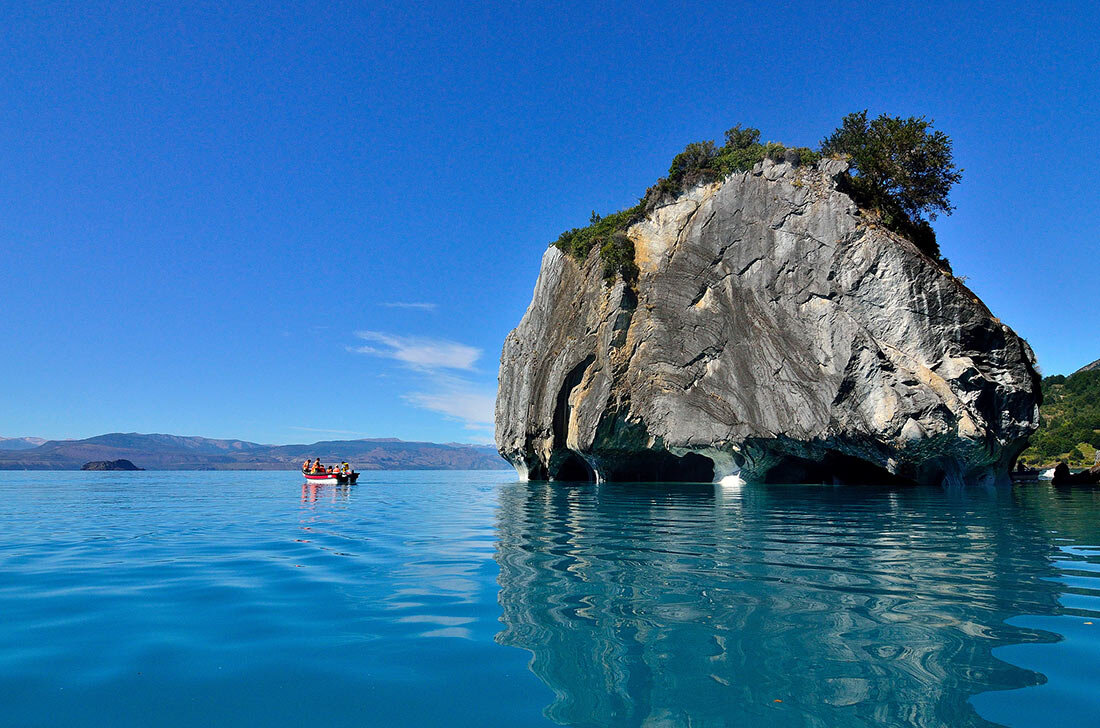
655;125;820;201
1020;369;1100;468
821;111;961;267
552;113;961;283
554;206;645;284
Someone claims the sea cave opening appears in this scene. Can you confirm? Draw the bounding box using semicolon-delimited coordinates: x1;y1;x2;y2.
552;355;596;451
600;451;716;483
550;452;596;482
762;451;912;486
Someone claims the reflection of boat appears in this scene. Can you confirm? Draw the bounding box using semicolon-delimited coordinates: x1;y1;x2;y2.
303;471;359;484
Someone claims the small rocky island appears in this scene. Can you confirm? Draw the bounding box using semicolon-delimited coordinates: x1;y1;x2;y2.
496;115;1041;487
81;459;144;471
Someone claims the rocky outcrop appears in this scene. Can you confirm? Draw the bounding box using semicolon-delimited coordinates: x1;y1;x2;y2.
81;459;144;471
1051;462;1100;486
496;158;1041;487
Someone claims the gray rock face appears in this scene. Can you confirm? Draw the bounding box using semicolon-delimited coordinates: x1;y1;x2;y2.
496;159;1041;486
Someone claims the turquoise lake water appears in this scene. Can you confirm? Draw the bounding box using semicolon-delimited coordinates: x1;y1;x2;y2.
1;471;1099;727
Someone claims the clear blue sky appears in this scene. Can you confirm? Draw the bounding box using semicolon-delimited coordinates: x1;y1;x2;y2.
2;1;1096;445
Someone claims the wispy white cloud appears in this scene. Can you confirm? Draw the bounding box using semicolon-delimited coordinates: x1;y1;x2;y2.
351;331;481;372
349;331;495;437
381;302;437;311
403;387;495;430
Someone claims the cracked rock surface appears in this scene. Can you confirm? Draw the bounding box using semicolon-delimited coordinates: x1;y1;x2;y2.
495;159;1041;486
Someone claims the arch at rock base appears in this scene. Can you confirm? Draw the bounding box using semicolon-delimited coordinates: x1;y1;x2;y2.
590;450;716;483
759;451;913;486
549;452;596;482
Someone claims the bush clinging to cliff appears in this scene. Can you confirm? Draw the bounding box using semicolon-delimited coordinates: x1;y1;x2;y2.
655;125;819;201
821;111;961;222
821;111;961;265
553;202;646;263
599;232;638;285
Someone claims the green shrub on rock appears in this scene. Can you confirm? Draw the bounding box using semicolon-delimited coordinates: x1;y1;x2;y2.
821;110;961;266
667;141;719;183
599;232;638;285
723;124;760;150
552;202;646;279
711;125;767;177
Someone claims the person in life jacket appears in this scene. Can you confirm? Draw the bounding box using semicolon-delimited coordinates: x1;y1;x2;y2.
303;459;312;473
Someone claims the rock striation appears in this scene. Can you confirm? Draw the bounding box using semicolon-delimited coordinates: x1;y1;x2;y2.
496;158;1041;486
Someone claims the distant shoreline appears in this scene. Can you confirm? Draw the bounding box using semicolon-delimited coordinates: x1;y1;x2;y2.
0;464;509;472
0;432;508;471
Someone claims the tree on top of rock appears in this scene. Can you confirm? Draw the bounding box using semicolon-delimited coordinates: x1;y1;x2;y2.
822;111;962;266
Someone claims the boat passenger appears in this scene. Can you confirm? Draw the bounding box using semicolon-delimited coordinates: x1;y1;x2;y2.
303;459;312;473
341;462;350;474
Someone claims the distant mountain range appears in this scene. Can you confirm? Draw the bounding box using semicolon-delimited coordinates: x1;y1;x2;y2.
0;436;47;451
0;433;508;471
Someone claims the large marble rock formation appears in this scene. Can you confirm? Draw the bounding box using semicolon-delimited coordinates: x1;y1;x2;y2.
496;159;1041;486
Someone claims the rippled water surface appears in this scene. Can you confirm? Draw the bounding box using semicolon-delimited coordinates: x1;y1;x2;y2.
2;472;1099;727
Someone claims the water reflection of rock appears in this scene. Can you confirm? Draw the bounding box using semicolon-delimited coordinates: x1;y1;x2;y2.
495;482;1066;727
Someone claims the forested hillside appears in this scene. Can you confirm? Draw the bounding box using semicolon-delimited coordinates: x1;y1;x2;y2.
1020;369;1100;467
